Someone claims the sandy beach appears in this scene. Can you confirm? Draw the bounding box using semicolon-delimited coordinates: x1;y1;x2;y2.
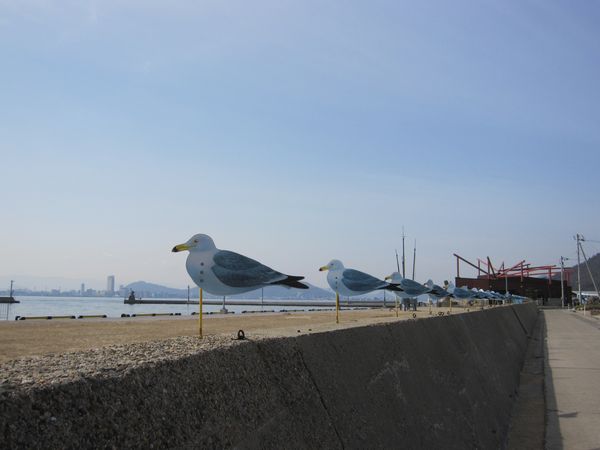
0;307;454;362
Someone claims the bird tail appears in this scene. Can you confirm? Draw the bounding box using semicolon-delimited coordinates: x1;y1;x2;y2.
271;275;310;289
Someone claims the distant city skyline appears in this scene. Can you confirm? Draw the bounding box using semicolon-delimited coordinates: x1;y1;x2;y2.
1;1;600;289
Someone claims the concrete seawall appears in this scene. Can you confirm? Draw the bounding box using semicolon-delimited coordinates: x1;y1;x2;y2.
1;304;537;449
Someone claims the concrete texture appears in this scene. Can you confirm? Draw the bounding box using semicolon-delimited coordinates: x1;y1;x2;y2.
1;304;537;449
545;310;600;450
506;309;545;450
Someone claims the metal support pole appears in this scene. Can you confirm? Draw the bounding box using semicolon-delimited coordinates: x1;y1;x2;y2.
560;257;566;309
412;239;416;280
336;291;340;324
576;234;582;312
402;227;406;279
199;288;203;338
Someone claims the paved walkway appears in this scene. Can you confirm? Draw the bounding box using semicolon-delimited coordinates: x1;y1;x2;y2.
545;310;600;450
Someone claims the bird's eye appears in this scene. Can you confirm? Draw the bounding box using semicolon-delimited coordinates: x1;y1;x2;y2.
194;240;198;243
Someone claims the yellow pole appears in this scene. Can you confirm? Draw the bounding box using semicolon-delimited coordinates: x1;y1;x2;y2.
395;298;399;318
199;288;203;338
336;291;340;324
429;298;432;315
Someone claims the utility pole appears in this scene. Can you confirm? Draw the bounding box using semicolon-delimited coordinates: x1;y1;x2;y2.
560;257;569;309
412;239;416;280
576;234;582;308
9;280;14;298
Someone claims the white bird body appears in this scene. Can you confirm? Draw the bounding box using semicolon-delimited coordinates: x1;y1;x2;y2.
325;266;360;297
184;247;249;296
173;234;308;296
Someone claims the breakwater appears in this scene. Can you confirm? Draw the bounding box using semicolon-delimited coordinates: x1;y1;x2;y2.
0;304;537;449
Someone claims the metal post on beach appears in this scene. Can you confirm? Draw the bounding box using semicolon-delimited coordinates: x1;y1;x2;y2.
199;288;203;338
336;291;340;324
560;257;565;309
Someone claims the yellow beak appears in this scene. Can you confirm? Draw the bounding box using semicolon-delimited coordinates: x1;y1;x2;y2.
384;275;391;281
319;265;329;272
171;243;190;253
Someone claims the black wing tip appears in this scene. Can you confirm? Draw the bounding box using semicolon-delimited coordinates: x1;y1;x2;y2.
271;276;310;289
384;283;403;292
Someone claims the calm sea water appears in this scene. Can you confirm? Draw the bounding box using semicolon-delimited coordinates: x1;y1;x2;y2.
0;296;330;321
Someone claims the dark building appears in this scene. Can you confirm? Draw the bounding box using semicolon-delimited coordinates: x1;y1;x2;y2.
454;275;570;300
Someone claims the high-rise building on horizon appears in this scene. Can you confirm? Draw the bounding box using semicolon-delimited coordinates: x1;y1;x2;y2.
81;283;85;295
106;275;115;294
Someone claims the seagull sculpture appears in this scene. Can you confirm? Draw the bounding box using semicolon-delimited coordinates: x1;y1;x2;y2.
385;272;432;311
424;279;452;299
385;272;432;297
172;234;308;296
319;259;399;297
446;283;475;300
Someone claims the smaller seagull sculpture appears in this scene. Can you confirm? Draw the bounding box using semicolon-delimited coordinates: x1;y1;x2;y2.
446;283;475;300
424;279;452;299
172;234;309;296
319;259;399;297
385;272;432;298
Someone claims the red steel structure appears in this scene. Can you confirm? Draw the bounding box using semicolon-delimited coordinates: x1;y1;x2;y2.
453;254;573;299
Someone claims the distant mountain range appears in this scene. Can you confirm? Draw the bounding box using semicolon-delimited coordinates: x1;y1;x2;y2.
123;281;336;300
569;252;600;292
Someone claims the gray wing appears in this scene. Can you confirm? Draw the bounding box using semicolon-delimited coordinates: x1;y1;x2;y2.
212;250;286;288
401;278;430;295
401;278;425;290
432;285;450;296
342;269;388;292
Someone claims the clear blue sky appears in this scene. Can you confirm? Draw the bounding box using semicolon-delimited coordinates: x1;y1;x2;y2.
1;1;599;290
